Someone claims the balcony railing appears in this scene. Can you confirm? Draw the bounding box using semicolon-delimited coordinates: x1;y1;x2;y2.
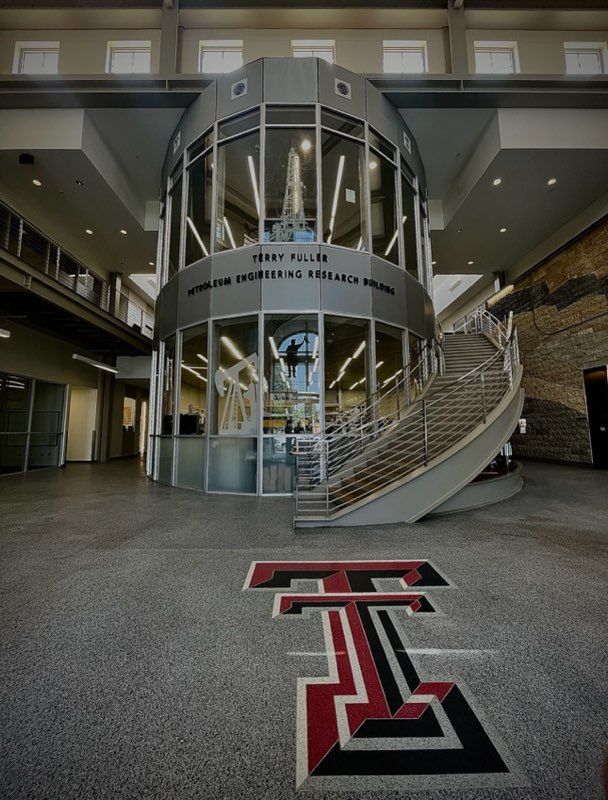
0;198;154;338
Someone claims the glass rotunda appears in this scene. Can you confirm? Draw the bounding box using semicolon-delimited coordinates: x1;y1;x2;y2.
150;57;438;495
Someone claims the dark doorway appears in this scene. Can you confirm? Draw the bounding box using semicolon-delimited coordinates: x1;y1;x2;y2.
583;366;608;469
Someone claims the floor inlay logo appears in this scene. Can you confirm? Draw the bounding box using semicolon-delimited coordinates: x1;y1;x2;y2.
244;560;523;791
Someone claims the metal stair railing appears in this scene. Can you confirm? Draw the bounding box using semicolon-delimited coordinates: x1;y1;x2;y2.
294;309;519;519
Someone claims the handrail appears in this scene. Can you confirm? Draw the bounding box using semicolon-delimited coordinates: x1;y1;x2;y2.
294;307;520;519
0;197;154;338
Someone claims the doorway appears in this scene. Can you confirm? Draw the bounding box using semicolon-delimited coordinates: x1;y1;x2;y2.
66;387;98;461
583;366;608;469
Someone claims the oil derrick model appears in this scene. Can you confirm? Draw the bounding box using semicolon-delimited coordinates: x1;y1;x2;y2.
270;147;313;242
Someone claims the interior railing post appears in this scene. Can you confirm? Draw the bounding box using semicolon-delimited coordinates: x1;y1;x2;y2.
422;400;428;466
480;371;487;423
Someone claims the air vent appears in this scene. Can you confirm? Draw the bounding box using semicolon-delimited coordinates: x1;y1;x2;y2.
402;131;412;154
334;79;352;100
231;78;248;100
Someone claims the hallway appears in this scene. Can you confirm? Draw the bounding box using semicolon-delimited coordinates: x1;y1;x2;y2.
1;460;607;799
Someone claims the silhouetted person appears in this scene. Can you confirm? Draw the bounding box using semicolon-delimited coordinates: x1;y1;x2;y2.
285;336;308;377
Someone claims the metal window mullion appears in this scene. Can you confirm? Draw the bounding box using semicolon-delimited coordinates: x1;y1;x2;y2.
319;312;326;435
369;318;378;408
395;158;405;272
146;348;158;477
210;121;219;253
59;383;69;467
256;310;264;495
178;152;187;272
315;103;322;244
171;332;182;486
23;377;35;472
203;321;212;492
259;104;266;244
412;177;424;284
364;122;373;254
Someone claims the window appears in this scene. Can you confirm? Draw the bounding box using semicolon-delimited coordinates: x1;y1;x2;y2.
106;41;151;74
474;41;519;74
369;154;398;265
321;131;367;250
292;40;335;64
13;42;59;75
383;40;428;74
166;175;183;280
199;40;243;73
564;43;606;75
401;176;418;280
186;153;213;265
216;130;261;251
179;325;208;436
324;317;370;425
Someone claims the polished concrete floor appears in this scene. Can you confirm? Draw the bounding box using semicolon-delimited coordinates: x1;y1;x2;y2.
1;459;607;799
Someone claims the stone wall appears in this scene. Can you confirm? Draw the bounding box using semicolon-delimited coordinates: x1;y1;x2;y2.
490;218;608;464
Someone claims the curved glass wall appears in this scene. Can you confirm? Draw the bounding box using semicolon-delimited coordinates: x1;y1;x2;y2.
161;105;431;285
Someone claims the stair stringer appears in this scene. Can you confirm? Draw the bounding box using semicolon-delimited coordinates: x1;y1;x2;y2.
295;369;524;527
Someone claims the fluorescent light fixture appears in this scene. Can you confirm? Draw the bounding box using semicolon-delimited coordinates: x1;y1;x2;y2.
384;228;399;257
328;155;346;236
187;216;209;257
223;216;237;249
356;237;363;251
492;177;502;186
197;353;208;363
221;336;243;361
339;356;352;373
353;340;365;359
182;363;207;382
268;336;280;360
247;155;261;215
337;369;345;382
329;379;336;389
312;335;319;361
375;360;384;370
449;279;462;292
312;357;319;374
467;260;474;265
72;353;118;374
32;178;42;187
0;328;11;339
348;381;358;390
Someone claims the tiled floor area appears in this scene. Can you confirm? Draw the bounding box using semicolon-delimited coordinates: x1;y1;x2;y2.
1;459;607;799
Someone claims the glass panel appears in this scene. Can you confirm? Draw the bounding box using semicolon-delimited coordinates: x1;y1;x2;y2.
264;129;316;243
176;436;206;490
0;433;27;474
7;213;20;256
324;316;369;429
156;436;173;483
321;109;364;138
375;322;405;397
218;109;260;140
30;380;64;442
369;129;395;161
75;269;104;306
160;337;175;435
216;131;260;251
322;132;366;250
212;317;259;435
179;324;207;435
19;223;47;271
401;176;418;279
0;372;32;433
200;46;243;74
370;156;398;265
266;106;316;126
419;202;429;288
186;153;213;264
57;252;78;289
262;436;296;493
188;128;214;162
408;332;423;400
167;177;182;280
208;436;257;492
264;314;320;435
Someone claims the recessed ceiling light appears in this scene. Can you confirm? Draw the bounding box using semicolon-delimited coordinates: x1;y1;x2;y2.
300;138;312;153
492;178;502;187
369;160;378;170
148;261;154;266
467;260;474;265
85;229;93;235
76;180;84;186
500;227;507;233
547;177;557;186
457;228;463;233
432;260;437;265
32;178;42;187
120;229;127;235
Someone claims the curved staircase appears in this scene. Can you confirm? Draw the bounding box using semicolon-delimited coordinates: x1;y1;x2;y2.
293;310;523;527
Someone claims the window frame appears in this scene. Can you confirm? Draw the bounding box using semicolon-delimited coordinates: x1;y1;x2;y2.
105;40;152;74
564;41;607;75
473;40;520;75
291;39;336;64
382;40;429;74
198;40;244;74
12;41;59;75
